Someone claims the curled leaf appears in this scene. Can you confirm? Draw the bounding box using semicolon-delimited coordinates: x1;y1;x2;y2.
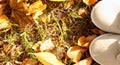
22;58;38;65
67;46;87;62
74;57;92;65
0;15;11;30
83;0;98;6
78;36;89;46
34;52;65;65
10;0;35;28
28;0;47;15
0;4;6;15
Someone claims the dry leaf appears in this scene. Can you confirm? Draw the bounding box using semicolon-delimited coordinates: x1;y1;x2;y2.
0;4;6;15
78;36;89;46
40;38;55;52
22;58;38;65
28;0;47;15
67;46;87;62
10;0;35;28
74;57;92;65
34;52;65;65
50;0;66;1
0;15;11;30
83;0;97;6
91;29;105;35
32;41;42;52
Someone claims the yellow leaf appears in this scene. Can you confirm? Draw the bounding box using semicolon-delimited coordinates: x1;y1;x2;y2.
34;52;65;65
78;36;89;46
50;0;66;1
28;0;47;15
22;58;38;65
0;15;11;30
83;0;98;6
74;57;92;65
10;0;35;28
67;46;87;62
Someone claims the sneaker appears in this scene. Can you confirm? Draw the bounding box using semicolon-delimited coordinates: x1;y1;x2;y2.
91;0;120;34
89;33;120;65
90;0;120;65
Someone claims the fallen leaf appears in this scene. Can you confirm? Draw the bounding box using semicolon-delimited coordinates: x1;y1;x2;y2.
22;58;38;65
10;0;35;28
74;57;92;65
40;38;55;52
83;0;97;6
0;15;11;30
98;30;105;35
28;0;47;15
67;46;87;62
91;29;105;35
34;52;65;65
78;36;89;46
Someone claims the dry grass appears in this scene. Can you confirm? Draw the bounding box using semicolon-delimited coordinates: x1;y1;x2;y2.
0;0;101;65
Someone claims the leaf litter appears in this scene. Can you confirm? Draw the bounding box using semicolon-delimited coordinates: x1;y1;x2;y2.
0;0;104;65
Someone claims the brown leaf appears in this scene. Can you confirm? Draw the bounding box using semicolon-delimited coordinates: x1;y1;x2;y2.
28;0;47;15
10;0;35;28
74;57;92;65
22;58;38;65
0;15;11;30
34;52;65;65
83;0;98;6
0;4;6;15
78;36;89;46
67;46;87;62
91;29;105;35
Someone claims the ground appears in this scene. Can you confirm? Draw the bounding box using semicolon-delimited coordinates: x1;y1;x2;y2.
0;0;103;65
